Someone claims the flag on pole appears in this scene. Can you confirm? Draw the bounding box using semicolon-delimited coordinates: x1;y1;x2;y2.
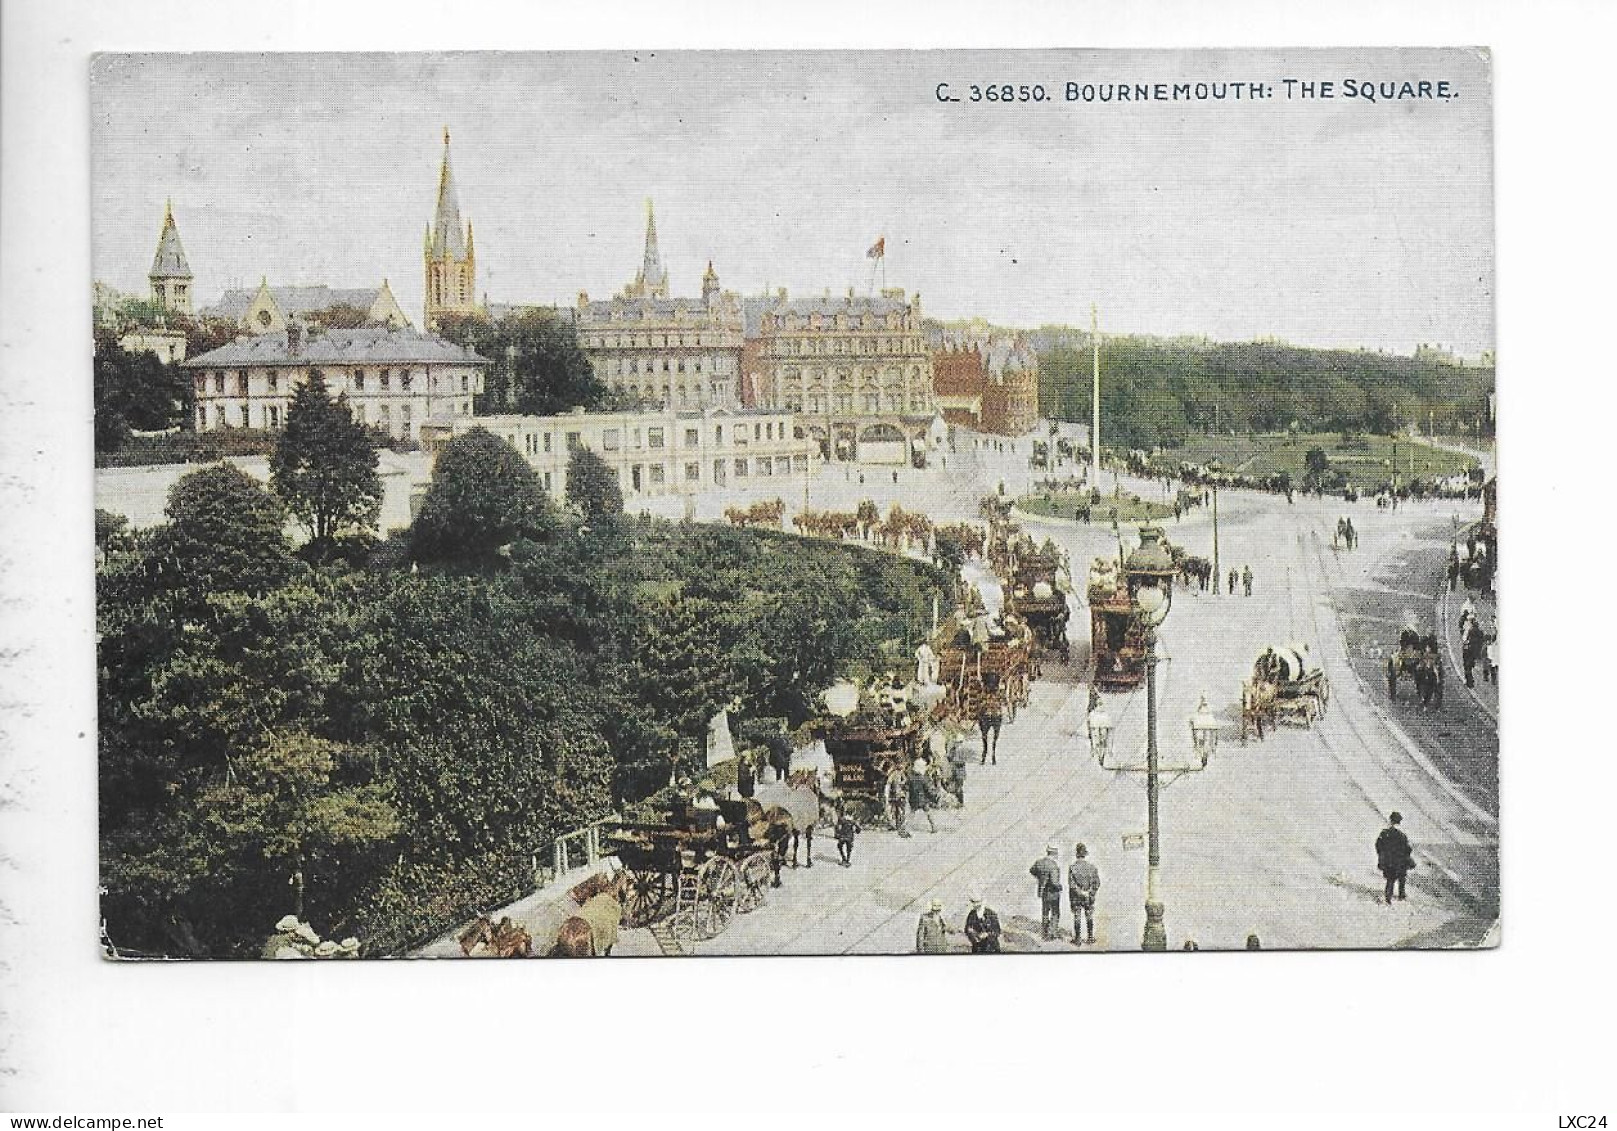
866;236;885;259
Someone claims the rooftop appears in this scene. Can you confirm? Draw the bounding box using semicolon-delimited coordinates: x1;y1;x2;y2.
183;326;489;368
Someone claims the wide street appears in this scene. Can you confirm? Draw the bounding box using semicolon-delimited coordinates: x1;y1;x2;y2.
671;432;1500;954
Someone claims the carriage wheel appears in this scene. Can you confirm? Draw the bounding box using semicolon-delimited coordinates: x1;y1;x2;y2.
620;867;671;928
695;856;740;939
738;852;774;914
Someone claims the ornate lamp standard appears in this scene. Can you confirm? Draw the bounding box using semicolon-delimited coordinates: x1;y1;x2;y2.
1086;526;1222;950
1207;459;1223;595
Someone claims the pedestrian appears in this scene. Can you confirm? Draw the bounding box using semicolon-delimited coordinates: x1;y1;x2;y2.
964;895;1002;953
1068;842;1101;945
892;470;899;485
338;937;361;959
886;772;911;838
1242;564;1253;597
1245;934;1262;950
1030;845;1064;940
1375;811;1415;904
1458;596;1476;639
262;913;308;960
977;673;1004;765
834;807;861;866
1228;567;1239;595
1182;940;1200;951
916;899;951;954
947;739;970;805
736;751;755;799
1484;621;1499;684
908;758;939;834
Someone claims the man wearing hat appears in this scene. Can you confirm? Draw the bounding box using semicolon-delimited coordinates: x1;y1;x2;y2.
338;937;361;959
313;939;341;959
915;899;951;954
1029;846;1063;940
1375;811;1415;904
963;895;1002;954
1068;843;1101;945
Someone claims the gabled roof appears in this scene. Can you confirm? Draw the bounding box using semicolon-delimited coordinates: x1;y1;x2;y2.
203;284;391;323
149;200;192;280
182;327;489;368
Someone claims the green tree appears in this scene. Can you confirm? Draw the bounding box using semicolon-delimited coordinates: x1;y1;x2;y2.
411;427;557;564
151;464;294;598
436;309;609;415
270;370;382;550
94;328;195;452
565;446;624;517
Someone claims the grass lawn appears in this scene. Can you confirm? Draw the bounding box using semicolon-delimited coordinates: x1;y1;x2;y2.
1019;491;1177;524
1150;432;1478;491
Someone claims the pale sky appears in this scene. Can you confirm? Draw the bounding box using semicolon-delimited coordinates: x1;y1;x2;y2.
91;48;1494;356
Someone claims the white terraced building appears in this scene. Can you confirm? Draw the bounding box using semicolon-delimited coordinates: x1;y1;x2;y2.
421;406;810;502
181;323;488;442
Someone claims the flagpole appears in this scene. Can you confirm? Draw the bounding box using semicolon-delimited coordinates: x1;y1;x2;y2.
1091;302;1101;487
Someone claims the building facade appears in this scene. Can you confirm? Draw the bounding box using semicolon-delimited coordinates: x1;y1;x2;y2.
423;129;479;330
182;324;487;441
931;335;1040;436
149;200;193;316
573;204;744;410
202;280;411;333
422;406;809;502
749;288;939;464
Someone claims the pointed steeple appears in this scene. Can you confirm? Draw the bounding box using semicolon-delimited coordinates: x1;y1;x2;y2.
640;198;668;298
150;198;192;280
431;127;467;259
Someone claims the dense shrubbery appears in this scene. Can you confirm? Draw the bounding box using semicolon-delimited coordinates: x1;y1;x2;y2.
1038;336;1494;451
99;443;950;957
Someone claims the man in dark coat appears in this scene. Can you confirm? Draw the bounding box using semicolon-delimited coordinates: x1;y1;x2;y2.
963;895;1002;953
1375;811;1415;904
1030;846;1063;940
1067;842;1101;945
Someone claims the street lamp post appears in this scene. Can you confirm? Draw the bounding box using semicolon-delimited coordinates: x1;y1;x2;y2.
1207;460;1223;595
1086;526;1222;951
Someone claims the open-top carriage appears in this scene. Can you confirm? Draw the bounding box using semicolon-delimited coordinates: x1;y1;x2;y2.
938;621;1034;723
1004;544;1072;663
1241;645;1331;741
600;797;785;943
816;715;925;810
1087;556;1150;691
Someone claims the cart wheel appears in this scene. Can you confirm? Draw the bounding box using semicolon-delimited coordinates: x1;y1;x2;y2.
620;867;671;928
695;856;739;939
738;852;773;913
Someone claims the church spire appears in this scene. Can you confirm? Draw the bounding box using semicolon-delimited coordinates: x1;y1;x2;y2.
431;126;467;260
149;198;193;315
639;198;668;298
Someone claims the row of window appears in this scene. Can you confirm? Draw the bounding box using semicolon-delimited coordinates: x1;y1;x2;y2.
196;368;472;397
199;400;471;432
766;336;924;357
783;392;931;414
766;313;913;333
601;354;740;377
610;381;734;409
511;418;796;457
775;365;927;387
580;330;739;349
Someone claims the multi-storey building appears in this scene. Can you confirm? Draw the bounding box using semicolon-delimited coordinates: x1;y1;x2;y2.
202;280;411;333
182;323;487;442
748;287;941;464
421;406;809;502
423;129;479;330
148;200;193;316
573;204;744;410
931;335;1040;436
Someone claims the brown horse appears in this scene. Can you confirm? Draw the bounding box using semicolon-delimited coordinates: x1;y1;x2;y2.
548;870;628;957
459;915;532;958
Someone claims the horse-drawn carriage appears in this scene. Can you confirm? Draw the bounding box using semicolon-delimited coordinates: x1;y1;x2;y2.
1087;557;1149;691
599;796;787;943
816;714;926;808
1241;645;1331;741
1004;543;1072;663
1386;628;1443;707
